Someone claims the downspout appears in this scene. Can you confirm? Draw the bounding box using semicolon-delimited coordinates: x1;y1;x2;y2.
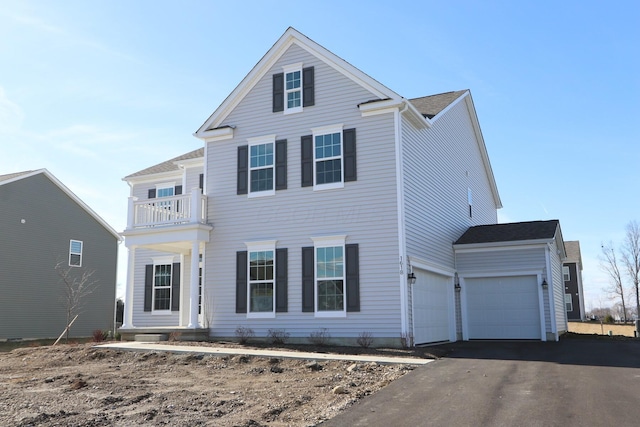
395;101;410;341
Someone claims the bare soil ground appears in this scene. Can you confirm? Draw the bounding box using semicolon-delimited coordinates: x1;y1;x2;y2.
0;341;439;426
567;321;637;337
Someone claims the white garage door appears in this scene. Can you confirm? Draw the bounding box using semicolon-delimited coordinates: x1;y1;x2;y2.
413;270;452;344
465;275;541;339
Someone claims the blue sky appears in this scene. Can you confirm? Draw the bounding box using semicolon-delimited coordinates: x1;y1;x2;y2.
1;1;638;310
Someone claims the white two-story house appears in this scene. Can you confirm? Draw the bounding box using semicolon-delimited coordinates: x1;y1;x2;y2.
120;28;567;346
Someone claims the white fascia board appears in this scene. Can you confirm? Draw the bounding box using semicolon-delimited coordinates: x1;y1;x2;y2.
401;99;431;129
359;99;403;117
453;239;552;253
28;169;122;241
461;92;502;209
196;126;234;143
194;27;401;137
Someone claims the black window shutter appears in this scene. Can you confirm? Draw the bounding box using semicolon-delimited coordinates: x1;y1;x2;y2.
237;145;249;195
273;73;284;112
171;263;180;311
301;135;313;187
302;246;315;312
275;139;287;190
343;128;357;182
275;248;288;312
174;185;183;195
148;189;156;199
144;264;153;312
199;173;204;191
302;66;315;107
345;244;360;312
236;251;248;313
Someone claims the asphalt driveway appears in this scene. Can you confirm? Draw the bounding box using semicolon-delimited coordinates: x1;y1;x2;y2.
321;337;640;427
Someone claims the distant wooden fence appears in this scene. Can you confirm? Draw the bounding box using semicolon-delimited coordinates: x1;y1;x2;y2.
568;321;636;337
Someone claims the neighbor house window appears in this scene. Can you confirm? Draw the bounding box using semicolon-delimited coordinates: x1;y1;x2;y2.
468;188;473;218
565;293;573;312
248;135;275;196
563;266;570;282
69;240;83;267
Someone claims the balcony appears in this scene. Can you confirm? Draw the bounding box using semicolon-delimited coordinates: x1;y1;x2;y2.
127;188;207;230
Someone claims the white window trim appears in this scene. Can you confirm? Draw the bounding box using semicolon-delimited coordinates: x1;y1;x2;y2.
563;266;570;282
311;235;347;318
245;240;277;318
69;239;83;267
247;134;276;198
311;124;344;191
565;293;573;312
282;62;304;115
151;255;176;315
155;182;176;194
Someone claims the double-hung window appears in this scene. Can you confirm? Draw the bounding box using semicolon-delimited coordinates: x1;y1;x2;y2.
245;241;277;317
153;263;172;312
69;240;83;267
302;125;356;190
563;266;570;282
285;69;301;110
565;293;573;312
313;236;346;316
248;135;275;196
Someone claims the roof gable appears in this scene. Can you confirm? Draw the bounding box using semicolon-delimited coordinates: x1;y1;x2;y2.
409;90;468;119
0;169;121;240
454;220;560;245
194;27;402;138
564;241;582;267
124;147;204;180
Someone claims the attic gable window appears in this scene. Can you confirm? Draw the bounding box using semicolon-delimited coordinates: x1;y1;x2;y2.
69;240;83;267
273;64;314;113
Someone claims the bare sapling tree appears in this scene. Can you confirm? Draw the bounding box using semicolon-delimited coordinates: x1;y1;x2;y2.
56;260;99;341
621;220;640;324
600;242;627;322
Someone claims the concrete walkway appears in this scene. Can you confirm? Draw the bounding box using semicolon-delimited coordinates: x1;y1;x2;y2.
96;342;432;365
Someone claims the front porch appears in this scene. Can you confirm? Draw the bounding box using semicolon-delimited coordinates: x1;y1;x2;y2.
120;187;213;336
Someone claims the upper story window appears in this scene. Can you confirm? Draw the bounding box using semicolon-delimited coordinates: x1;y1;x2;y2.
238;136;287;196
301;125;357;191
563;266;570;282
249;135;275;196
69;240;83;267
272;64;314;113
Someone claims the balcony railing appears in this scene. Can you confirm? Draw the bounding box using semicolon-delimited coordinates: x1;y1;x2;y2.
127;188;207;229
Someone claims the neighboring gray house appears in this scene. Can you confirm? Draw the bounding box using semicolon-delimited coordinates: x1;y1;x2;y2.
563;241;585;321
0;169;120;340
120;28;567;345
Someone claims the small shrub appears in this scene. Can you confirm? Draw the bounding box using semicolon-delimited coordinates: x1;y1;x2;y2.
235;326;255;345
308;328;331;346
267;329;290;345
357;331;374;348
92;329;108;343
115;332;122;341
168;331;182;342
399;332;414;349
604;314;615;324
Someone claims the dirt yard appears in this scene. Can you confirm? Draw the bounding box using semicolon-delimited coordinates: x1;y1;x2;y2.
0;341;436;426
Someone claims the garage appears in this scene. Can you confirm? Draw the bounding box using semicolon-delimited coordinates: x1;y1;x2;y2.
464;275;541;340
413;269;453;344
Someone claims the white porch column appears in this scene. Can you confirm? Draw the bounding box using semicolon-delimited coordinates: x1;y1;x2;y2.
121;245;136;329
190;187;201;223
188;241;200;328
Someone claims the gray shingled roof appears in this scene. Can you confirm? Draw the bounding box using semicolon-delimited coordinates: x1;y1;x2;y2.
0;170;34;183
409;90;467;119
125;147;204;179
564;241;582;266
455;220;560;245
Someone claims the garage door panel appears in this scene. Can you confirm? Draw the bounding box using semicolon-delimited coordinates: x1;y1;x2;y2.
466;275;541;340
413;270;452;344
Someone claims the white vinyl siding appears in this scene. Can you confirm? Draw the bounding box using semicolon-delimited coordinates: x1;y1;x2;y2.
203;44;402;341
402;99;498;270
